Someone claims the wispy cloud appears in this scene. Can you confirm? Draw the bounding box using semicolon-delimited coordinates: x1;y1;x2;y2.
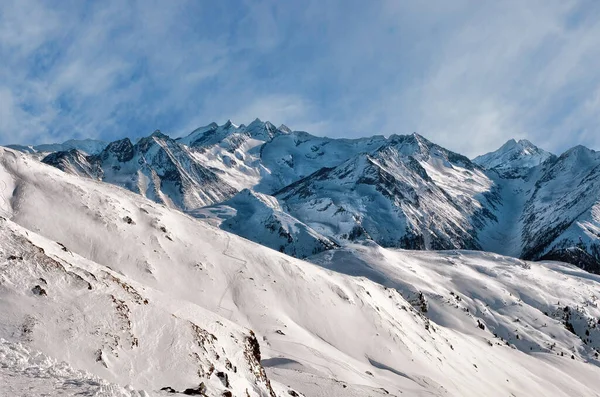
1;0;599;157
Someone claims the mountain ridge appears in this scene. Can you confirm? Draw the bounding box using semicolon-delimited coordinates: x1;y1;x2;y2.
5;120;600;272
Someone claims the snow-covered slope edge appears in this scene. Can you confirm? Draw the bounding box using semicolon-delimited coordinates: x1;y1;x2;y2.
0;338;149;397
0;218;280;396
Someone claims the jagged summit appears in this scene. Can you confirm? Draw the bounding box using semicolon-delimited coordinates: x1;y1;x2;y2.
473;138;553;174
278;124;292;133
560;144;598;160
177;119;286;148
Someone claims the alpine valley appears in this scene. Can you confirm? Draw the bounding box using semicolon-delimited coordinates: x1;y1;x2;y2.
2;121;600;396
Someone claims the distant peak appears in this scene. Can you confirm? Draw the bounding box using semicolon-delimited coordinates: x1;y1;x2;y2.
243;118;281;141
151;129;167;138
278;124;292;133
473;137;552;172
517;139;534;146
387;132;431;148
563;144;595;157
247;118;273;128
499;138;538;151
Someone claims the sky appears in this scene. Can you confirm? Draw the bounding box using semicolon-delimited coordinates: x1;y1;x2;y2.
1;0;600;157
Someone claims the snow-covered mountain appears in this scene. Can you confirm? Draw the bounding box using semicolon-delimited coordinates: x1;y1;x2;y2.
474;138;554;178
3;146;600;396
521;146;600;269
276;133;496;250
42;131;238;210
476;140;600;271
6;120;600;273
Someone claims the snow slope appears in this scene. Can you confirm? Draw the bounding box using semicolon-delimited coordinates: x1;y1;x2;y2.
3;147;600;396
194;189;338;258
0;338;150;397
0;218;280;396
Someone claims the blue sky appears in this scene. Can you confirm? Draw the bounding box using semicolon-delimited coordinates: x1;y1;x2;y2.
1;0;600;157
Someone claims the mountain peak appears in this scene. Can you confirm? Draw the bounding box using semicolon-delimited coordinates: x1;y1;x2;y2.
243;119;280;141
558;145;598;165
278;124;292;133
101;137;134;162
150;129;168;138
473;138;552;173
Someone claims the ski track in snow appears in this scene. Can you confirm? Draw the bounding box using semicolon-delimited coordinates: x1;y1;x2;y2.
216;232;248;320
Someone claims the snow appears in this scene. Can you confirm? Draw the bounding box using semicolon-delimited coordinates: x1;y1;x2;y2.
473;138;553;174
193;189;337;258
2;146;600;396
276;135;495;250
0;339;151;397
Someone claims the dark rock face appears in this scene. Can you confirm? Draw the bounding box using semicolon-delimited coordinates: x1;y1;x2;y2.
540;248;600;274
42;149;103;179
32;285;47;296
244;331;276;397
101;138;135;163
182;383;207;395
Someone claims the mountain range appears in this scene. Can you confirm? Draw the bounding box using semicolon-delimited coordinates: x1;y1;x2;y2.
9;120;599;272
2;144;600;396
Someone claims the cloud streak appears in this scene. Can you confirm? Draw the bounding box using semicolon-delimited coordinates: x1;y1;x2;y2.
1;0;599;157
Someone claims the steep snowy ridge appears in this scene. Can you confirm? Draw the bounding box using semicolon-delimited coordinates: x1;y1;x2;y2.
2;147;600;396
